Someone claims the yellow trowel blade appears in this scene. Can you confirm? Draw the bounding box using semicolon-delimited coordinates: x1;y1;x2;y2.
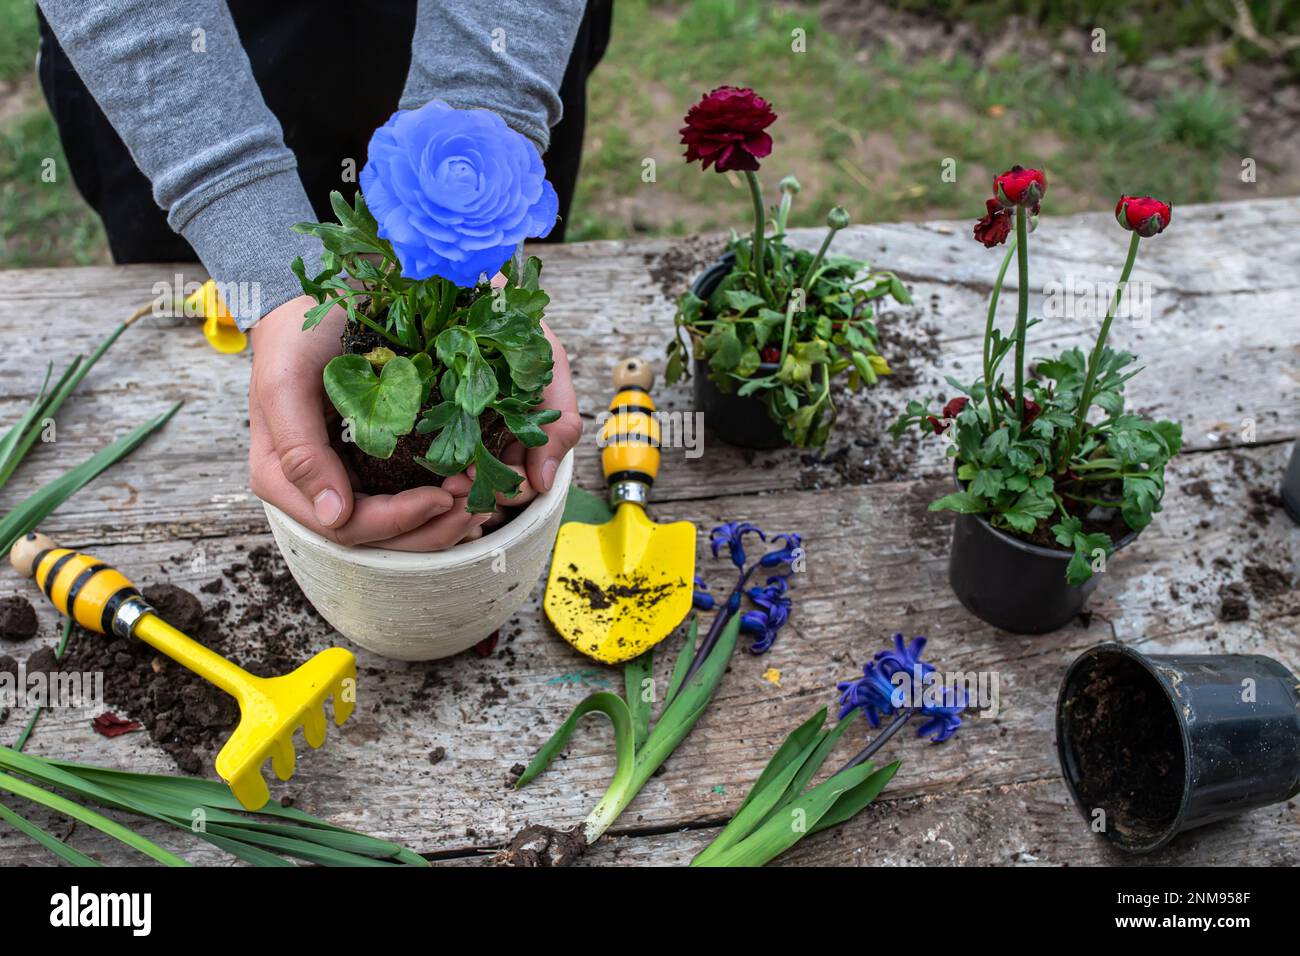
545;503;695;664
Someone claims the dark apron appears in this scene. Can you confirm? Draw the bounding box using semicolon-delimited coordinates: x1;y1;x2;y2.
37;0;611;262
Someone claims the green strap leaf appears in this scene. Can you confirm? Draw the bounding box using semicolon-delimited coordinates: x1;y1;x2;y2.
0;799;101;867
809;759;901;835
624;651;654;753
514;691;634;792
664;615;700;706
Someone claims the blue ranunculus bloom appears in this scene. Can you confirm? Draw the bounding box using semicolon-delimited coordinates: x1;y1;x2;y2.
360;101;559;287
740;575;792;653
709;522;765;568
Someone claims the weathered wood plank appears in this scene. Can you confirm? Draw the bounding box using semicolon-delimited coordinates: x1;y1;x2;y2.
0;440;1292;865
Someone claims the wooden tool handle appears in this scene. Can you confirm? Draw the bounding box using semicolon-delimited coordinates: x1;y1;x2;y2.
600;357;660;489
10;532;142;635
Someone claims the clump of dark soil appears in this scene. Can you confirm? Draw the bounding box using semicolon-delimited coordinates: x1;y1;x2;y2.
497;823;589;867
1059;653;1185;847
59;543;331;774
0;595;38;642
645;235;724;302
1217;582;1251;622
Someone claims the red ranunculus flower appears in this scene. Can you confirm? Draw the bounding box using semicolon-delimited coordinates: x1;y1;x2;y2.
999;386;1041;425
760;346;781;364
929;396;969;434
680;86;776;173
927;415;944;434
1115;195;1172;237
994;165;1047;208
974;198;1011;247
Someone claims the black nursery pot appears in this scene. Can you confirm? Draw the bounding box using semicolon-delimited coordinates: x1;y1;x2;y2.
947;471;1138;634
1056;643;1300;853
689;253;786;450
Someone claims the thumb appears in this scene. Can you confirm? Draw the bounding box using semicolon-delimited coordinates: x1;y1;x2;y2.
259;384;355;530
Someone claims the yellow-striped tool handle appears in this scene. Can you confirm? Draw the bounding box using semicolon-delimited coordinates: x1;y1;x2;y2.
10;532;142;635
599;357;660;489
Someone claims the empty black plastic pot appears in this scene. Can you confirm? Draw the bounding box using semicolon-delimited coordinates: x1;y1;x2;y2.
1282;442;1300;524
947;470;1137;634
1056;643;1300;853
688;253;786;450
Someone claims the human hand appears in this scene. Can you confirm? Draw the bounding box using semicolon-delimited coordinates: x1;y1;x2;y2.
247;296;490;549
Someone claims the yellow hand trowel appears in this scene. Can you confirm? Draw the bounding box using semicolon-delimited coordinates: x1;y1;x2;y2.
10;532;356;810
544;358;695;664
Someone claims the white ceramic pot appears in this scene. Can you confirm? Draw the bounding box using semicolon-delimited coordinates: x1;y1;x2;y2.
263;451;574;661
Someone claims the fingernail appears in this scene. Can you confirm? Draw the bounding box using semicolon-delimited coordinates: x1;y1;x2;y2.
313;489;344;527
542;458;559;491
470;513;491;527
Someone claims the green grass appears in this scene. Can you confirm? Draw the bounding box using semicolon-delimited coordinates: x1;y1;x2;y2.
0;0;36;83
0;0;1261;266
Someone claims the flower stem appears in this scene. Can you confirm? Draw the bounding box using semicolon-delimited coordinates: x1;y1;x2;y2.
1059;230;1142;470
1012;206;1030;422
982;238;1017;431
798;225;839;292
683;563;758;684
837;709;913;774
744;171;772;306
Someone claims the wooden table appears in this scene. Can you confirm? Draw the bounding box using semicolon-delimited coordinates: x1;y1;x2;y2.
1;198;1296;866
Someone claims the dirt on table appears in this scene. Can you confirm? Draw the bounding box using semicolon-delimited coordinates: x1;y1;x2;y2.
0;595;38;643
497;823;590;867
58;543;333;774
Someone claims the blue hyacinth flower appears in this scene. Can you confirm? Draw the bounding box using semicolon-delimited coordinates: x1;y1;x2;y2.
709;522;766;568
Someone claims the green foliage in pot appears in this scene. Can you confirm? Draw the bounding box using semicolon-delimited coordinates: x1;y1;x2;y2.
664;86;912;447
891;172;1181;584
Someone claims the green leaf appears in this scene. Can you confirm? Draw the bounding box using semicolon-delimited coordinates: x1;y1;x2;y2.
0;800;101;867
513;691;634;794
968;467;1005;499
929;491;988;515
562;485;613;525
723;290;766;315
624;651;654;753
664;615;699;706
494;398;560;448
467;441;523;513
463;290;554;393
809;759;901;835
1003;489;1054;533
323;354;421;459
417;405;480;475
434;326;497;416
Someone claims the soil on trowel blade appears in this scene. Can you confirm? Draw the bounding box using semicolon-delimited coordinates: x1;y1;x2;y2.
59;544;330;775
0;595;38;642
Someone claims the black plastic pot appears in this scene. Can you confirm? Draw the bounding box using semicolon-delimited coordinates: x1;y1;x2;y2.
947;470;1138;634
688;253;787;450
1282;442;1300;524
1056;643;1300;853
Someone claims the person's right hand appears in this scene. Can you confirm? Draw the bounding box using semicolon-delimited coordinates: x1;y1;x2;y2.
247;296;491;549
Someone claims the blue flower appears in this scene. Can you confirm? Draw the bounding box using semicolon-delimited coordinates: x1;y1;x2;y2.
360;101;559;287
692;575;714;611
739;576;792;654
760;532;802;568
709;522;765;568
837;634;966;743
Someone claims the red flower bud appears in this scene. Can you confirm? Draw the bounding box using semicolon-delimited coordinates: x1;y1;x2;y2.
680;86;777;173
1115;195;1172;237
927;415;945;435
761;346;780;364
974;198;1012;247
994;166;1047;208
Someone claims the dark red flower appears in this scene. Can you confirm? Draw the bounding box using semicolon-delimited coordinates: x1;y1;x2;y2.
1115;195;1172;237
994;165;1047;208
761;346;781;364
943;397;969;419
680;86;777;173
927;415;945;434
974;198;1012;247
999;387;1041;425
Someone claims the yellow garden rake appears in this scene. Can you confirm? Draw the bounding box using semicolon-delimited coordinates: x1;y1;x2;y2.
10;532;356;810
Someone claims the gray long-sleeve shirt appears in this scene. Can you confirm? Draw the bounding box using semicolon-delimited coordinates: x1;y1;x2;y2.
37;0;586;328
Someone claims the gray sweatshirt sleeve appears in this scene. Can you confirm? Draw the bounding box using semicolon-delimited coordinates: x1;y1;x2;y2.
37;0;322;329
402;0;587;153
38;0;586;329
